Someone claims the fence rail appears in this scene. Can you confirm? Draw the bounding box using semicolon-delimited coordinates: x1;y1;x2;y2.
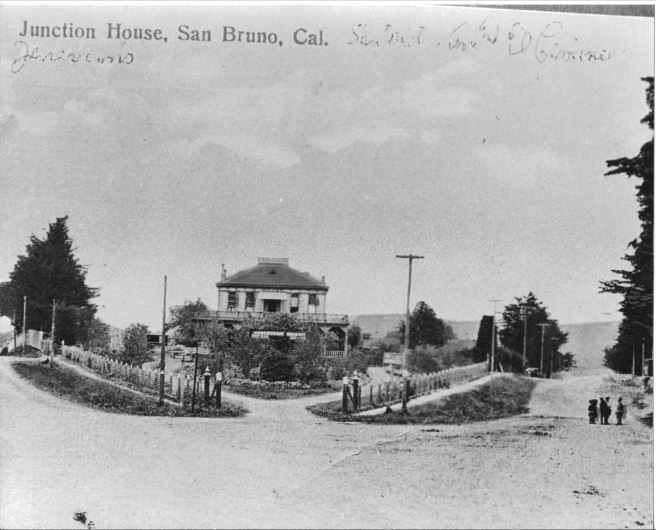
61;345;221;407
348;361;489;412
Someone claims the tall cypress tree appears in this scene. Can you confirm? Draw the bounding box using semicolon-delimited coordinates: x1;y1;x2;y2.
601;77;654;374
4;216;98;345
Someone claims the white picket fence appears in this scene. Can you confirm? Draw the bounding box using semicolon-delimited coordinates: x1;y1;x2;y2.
359;361;489;409
61;345;211;405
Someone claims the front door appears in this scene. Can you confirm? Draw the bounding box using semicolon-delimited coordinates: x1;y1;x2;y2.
263;299;281;313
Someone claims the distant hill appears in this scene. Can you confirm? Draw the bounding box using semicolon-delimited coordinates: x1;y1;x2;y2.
352;314;620;370
352;314;480;343
560;321;619;371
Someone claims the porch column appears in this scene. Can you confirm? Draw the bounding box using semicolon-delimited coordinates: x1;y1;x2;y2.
343;328;348;357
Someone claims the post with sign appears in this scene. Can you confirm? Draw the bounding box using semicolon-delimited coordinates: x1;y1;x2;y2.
215;371;222;408
203;366;211;407
401;369;410;414
352;372;359;411
342;376;349;413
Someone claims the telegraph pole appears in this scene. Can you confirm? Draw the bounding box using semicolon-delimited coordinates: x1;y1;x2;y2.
538;322;549;374
12;309;17;353
22;296;27;353
50;299;56;365
520;303;529;369
396;254;424;370
489;299;501;372
159;275;167;405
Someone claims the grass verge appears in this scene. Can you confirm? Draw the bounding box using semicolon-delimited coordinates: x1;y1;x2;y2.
13;361;247;417
307;375;537;424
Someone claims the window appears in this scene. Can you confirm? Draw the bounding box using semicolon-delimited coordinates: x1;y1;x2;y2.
245;292;255;310
227;291;238;310
308;294;319;306
290;294;299;313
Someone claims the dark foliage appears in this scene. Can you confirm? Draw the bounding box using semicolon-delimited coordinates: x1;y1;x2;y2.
399;301;447;349
472;315;496;364
499;292;569;374
169;299;208;347
121;323;152;366
601;78;654;374
260;352;295;382
406;348;439;373
1;217;98;345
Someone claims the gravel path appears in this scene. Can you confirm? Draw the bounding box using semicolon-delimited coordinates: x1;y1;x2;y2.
0;358;652;529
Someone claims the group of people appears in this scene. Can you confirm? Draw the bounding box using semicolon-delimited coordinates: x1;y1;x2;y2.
587;396;626;425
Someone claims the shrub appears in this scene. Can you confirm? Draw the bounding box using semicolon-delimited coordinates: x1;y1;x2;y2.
495;347;524;373
407;346;439;373
328;350;371;380
260;352;295;382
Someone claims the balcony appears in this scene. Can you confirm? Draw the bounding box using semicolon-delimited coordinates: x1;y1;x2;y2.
198;310;348;326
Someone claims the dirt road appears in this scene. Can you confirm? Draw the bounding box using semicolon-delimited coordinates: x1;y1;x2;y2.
0;358;652;528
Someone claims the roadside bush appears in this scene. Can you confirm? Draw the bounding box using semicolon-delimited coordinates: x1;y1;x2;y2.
495;346;524;373
407;346;439;373
328;350;370;380
260;352;295;382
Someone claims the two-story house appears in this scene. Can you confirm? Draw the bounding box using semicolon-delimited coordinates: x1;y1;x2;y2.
199;258;349;357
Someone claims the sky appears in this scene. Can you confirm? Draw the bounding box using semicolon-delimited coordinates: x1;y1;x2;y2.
0;3;653;331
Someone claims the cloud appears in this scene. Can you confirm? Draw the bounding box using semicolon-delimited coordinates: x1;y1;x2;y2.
476;143;563;187
402;77;474;117
308;126;410;153
173;134;301;169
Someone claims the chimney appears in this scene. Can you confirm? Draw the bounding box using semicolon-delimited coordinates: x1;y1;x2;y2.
221;264;227;281
321;275;326;284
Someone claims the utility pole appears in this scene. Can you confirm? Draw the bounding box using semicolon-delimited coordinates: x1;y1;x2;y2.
395;254;424;370
22;295;27;353
50;299;56;365
632;343;636;378
520;303;529;370
192;310;199;412
159;275;167;405
12;309;17;353
489;299;501;372
538;323;549;375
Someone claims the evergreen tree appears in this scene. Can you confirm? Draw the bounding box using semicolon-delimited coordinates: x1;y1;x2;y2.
400;301;447;349
472;315;495;364
499;293;568;373
4;216;98;345
601;77;654;374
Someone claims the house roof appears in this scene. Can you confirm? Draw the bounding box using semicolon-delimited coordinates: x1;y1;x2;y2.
217;258;328;291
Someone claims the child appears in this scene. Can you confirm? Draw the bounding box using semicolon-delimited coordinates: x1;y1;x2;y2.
616;397;626;425
599;397;608;425
605;396;612;425
588;399;598;424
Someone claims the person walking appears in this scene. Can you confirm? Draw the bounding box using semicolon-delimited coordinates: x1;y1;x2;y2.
588;399;598;424
616;397;626;425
